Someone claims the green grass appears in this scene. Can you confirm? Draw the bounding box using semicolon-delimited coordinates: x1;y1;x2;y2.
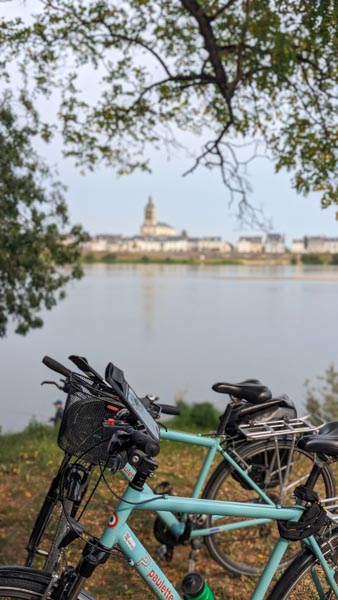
81;253;242;266
0;421;62;468
301;253;325;265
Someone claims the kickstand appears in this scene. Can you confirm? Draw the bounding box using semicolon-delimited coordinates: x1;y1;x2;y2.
188;538;202;573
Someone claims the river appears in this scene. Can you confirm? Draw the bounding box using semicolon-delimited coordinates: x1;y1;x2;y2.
1;264;337;431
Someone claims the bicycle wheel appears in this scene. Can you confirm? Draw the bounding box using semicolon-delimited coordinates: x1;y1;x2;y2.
43;497;74;572
267;528;338;599
0;567;92;599
203;438;336;576
26;458;92;569
25;456;70;567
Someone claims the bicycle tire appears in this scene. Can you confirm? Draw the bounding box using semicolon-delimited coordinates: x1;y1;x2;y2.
25;455;70;567
0;567;92;599
266;527;338;600
202;438;336;576
43;497;74;572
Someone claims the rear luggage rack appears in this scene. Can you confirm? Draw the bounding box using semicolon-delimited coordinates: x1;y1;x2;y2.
238;416;320;440
318;497;338;514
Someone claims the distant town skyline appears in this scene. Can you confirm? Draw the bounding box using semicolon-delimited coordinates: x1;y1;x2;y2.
58;146;337;246
81;197;338;259
86;195;337;247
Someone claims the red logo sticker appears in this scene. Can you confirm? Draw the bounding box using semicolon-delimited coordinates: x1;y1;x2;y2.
108;513;119;528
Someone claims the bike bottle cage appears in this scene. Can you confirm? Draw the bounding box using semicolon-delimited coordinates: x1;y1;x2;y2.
278;486;329;541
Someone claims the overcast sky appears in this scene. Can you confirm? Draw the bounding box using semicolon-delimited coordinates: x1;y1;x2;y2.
2;1;337;245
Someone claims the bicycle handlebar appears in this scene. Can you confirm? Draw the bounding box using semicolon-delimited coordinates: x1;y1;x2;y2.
42;355;71;378
42;355;179;423
140;396;180;417
159;404;180;416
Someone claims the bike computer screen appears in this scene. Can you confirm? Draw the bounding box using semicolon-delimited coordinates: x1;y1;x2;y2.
105;361;159;442
125;384;160;442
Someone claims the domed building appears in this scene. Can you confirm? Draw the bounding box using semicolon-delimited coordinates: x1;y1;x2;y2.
140;196;176;237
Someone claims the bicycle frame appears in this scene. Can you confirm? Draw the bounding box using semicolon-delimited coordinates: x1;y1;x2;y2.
160;429;274;502
120;428;297;540
96;483;338;600
25;423;305;566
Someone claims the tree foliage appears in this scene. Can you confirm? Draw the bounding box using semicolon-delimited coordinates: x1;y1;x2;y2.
305;364;338;424
2;0;337;223
0;93;87;337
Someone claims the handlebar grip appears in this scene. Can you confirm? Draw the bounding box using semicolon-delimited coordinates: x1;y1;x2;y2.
159;404;181;416
42;355;71;378
130;431;160;457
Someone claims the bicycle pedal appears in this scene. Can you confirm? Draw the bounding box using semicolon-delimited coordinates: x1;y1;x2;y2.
156;544;174;562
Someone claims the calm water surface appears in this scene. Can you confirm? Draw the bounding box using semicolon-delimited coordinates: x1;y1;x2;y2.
1;264;338;431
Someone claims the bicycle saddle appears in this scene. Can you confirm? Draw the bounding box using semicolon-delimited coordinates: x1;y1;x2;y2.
212;379;272;403
298;421;338;456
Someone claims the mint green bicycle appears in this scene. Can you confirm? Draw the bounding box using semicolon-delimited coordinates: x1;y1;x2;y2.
24;356;335;578
2;358;338;599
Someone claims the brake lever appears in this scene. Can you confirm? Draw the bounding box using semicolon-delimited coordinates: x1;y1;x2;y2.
140;396;161;419
41;380;66;391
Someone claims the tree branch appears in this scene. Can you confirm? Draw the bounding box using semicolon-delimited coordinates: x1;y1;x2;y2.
180;0;232;105
208;0;238;23
101;21;173;79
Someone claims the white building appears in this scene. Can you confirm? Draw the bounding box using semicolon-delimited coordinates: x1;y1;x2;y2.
291;237;338;254
82;234;122;253
264;234;286;254
187;237;232;253
237;236;264;253
326;238;338;254
291;239;306;254
120;236;190;253
161;237;189;253
306;237;328;254
137;237;162;253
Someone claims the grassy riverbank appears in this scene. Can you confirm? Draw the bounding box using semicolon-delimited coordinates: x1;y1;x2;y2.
82;253;243;266
0;422;269;600
81;252;338;267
